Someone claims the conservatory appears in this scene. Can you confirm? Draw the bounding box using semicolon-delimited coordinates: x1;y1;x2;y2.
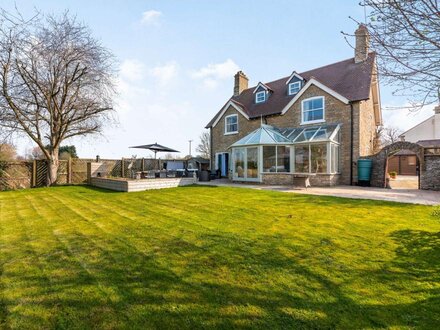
229;124;341;184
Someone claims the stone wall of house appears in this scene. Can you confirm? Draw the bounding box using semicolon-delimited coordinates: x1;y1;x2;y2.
359;89;377;157
210;84;378;185
420;156;440;191
309;174;340;186
261;173;293;185
210;105;260;172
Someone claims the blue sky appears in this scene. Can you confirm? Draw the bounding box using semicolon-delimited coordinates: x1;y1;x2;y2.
4;0;435;158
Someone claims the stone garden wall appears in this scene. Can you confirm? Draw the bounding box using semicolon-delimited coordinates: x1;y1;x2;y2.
365;141;440;191
421;156;440;191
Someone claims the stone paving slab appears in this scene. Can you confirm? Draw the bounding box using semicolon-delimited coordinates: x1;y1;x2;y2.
197;180;440;205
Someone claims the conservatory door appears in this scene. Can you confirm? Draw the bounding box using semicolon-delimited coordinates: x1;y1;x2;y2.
233;148;245;179
232;147;260;181
246;147;259;179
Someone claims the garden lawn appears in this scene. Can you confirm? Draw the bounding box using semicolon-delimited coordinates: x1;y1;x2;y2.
0;185;439;329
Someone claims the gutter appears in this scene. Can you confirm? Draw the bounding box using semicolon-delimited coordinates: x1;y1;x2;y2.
210;127;213;170
350;102;354;186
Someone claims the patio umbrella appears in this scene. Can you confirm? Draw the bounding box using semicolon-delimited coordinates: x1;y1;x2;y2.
130;143;179;159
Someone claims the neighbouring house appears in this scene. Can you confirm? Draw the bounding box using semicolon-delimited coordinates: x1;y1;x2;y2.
205;25;382;186
391;106;440;176
399;106;440;143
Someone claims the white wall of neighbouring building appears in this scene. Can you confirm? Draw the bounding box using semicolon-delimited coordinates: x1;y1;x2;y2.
400;106;440;143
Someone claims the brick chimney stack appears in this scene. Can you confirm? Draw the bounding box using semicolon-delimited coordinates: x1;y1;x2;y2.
434;105;440;114
234;71;248;96
355;24;370;63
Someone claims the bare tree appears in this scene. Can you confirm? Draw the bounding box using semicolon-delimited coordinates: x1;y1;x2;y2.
0;10;116;185
382;126;402;146
357;0;440;110
196;131;210;159
30;146;45;160
372;125;384;153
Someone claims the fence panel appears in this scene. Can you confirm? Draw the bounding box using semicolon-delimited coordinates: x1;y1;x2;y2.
71;158;94;184
57;160;68;185
0;157;166;190
0;161;32;191
35;160;48;187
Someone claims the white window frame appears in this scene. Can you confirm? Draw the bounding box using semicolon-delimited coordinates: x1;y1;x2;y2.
224;114;238;135
288;81;301;95
231;147;261;182
292;142;339;174
255;91;266;104
261;145;291;173
301;96;325;125
329;143;340;174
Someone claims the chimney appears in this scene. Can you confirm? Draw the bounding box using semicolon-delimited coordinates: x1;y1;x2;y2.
434;105;440;114
355;24;370;63
234;71;248;96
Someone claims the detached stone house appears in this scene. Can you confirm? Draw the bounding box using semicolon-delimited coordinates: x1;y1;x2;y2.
206;25;382;186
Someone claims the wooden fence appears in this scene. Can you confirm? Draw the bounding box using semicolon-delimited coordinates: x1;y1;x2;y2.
0;158;161;191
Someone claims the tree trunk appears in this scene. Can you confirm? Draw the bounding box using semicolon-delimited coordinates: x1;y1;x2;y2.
47;150;59;186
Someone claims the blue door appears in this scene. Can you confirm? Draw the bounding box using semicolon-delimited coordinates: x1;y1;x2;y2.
217;153;229;177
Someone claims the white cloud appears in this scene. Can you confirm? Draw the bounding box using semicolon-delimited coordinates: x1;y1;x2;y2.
140;10;162;25
192;59;239;80
120;59;146;81
191;59;239;89
202;78;219;89
150;62;178;86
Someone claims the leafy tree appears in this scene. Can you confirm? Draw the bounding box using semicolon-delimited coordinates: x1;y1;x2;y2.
0;10;116;185
59;145;78;159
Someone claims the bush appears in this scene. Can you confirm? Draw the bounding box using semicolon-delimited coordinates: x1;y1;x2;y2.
389;171;397;178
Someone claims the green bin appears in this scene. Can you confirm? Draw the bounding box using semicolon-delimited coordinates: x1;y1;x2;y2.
358;159;372;185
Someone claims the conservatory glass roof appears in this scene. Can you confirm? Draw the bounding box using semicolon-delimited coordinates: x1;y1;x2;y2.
230;124;340;148
230;125;291;147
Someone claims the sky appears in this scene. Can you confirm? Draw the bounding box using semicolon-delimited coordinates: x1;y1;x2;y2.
3;0;436;159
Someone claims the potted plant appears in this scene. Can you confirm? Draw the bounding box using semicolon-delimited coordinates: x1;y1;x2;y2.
388;171;397;179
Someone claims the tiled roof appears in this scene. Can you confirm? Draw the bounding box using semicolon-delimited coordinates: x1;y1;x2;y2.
417;139;440;147
207;53;376;128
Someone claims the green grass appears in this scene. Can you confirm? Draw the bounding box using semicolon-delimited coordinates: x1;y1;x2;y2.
0;185;439;329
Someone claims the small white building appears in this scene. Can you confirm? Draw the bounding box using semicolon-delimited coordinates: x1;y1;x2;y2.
400;106;440;142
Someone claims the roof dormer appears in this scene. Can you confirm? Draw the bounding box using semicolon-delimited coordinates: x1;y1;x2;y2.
253;82;272;104
286;71;304;96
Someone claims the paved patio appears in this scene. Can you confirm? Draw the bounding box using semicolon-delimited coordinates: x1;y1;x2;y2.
388;175;419;190
197;179;440;205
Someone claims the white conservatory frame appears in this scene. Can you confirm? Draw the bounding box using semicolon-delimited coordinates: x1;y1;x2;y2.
229;124;341;182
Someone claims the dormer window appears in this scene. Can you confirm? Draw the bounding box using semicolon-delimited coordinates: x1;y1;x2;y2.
256;91;266;103
253;82;271;104
225;114;238;134
288;81;301;95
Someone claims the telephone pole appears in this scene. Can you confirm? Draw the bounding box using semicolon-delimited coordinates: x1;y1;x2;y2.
188;139;193;157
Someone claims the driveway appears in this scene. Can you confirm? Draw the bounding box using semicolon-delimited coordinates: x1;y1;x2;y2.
197;180;440;205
